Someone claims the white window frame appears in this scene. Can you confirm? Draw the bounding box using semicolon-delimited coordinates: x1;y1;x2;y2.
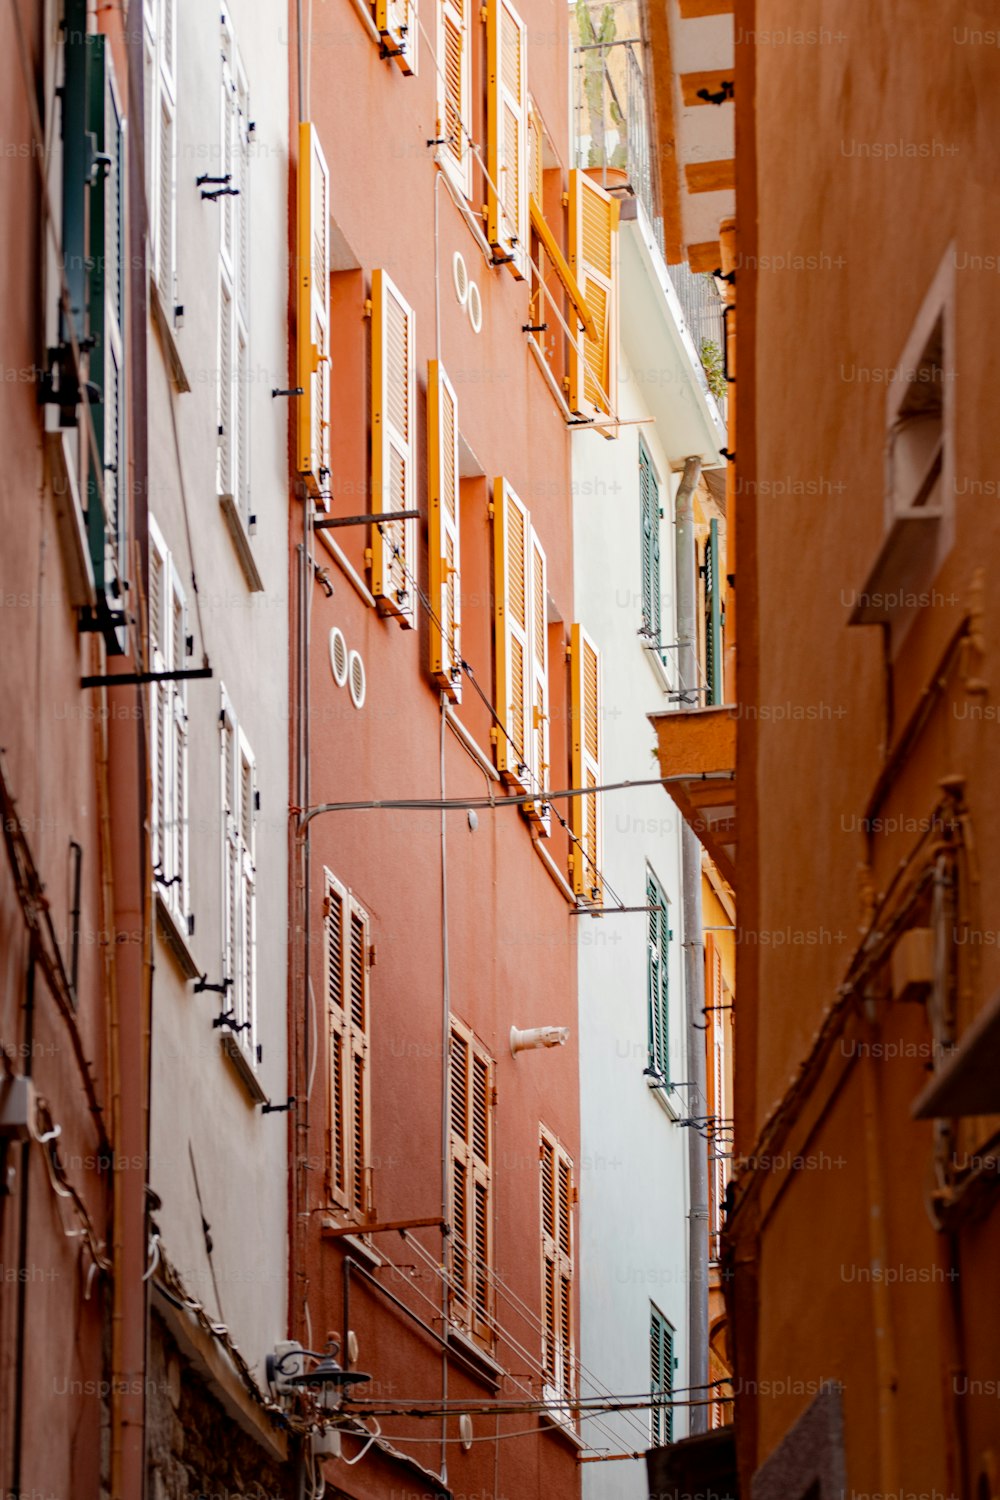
218;9;252;525
220;687;257;1063
146;0;177;312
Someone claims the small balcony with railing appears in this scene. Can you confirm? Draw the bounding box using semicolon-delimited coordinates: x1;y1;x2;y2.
571;0;728;421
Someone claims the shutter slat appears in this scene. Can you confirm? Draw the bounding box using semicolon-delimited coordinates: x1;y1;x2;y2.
296;123;331;499
487;0;527;277
569;624;602;902
428;362;462;698
568;169;619;419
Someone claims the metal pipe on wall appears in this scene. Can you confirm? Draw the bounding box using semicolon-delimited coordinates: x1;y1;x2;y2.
673;454;709;1434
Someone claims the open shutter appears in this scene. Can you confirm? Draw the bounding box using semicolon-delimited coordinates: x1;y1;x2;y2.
155;0;177;307
449;1026;470;1311
376;0;417;74
527;533;550;831
235;732;256;1052
325;876;371;1218
220;693;239;994
650;1308;673;1444
437;0;470;194
428;361;462;700
169;559;189;924
568;169;619;420
541;1131;574;1403
569;624;602;903
149;524;169;883
647;870;669;1080
449;1022;493;1344
296;122;331;502
371;268;417;626
492;479;531;789
705;517;723;705
487;0;528;278
348;902;371;1217
220;18;251;521
640;441;661;644
326;880;349;1209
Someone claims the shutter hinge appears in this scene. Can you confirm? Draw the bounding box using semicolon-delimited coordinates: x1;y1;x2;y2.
479;4;487;18
368;942;377;968
323;895;331;917
491;1085;498;1108
561;192;569;208
254;789;261;812
486;500;495;519
489;726;498;744
363;298;373;319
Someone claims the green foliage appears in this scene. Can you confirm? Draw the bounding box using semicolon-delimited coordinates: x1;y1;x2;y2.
700;338;728;402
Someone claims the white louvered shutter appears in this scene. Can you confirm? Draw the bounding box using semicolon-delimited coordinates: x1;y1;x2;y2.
297;123;331;501
493;479;531;789
487;0;528;277
371;269;417;626
568;168;619;419
428;361;462;700
569;623;602;903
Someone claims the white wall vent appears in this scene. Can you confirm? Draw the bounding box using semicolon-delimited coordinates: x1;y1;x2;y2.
329;626;349;686
348;649;366;709
453;251;469;306
467;279;482;333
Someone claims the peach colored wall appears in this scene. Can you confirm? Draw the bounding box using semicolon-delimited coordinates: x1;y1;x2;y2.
288;4;580;1496
731;0;1000;1493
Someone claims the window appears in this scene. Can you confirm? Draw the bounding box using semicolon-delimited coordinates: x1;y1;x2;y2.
639;440;660;647
493;478;549;827
220;691;256;1060
569;624;602;903
703;517;723;705
540;1129;574;1405
376;0;418;73
448;1020;493;1345
486;0;528;278
650;1304;674;1445
297;122;331;503
646;869;670;1084
218;12;252;525
149;519;190;929
145;0;176;312
568;169;620;421
428;360;462;700
324;873;372;1220
370;268;417;626
437;0;470;194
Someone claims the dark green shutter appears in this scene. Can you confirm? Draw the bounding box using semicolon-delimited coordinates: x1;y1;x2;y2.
650;1306;674;1445
705;517;723;706
60;0;90;345
646;871;669;1081
639;440;660;647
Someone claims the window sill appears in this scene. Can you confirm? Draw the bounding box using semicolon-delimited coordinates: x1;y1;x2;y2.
219;494;265;592
155;891;200;980
319;1220;384;1269
539;1404;585;1450
445;1326;505;1389
643;640;674;696
149;276;191;393
219;1032;267;1105
44;429;95;609
646;1072;681;1121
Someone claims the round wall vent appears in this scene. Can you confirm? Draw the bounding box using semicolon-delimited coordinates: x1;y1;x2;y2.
329;626;348;687
348;649;366;710
467;280;482;333
453;251;469;306
459;1415;473;1453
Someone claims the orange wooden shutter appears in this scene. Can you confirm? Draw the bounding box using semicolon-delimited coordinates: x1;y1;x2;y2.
438;0;470;195
325;874;371;1218
371;268;417;627
569;623;602;903
375;0;417;74
540;1130;574;1401
487;0;527;278
568;168;619;420
449;1020;493;1345
428;360;462;700
527;531;550;832
493;478;531;789
296;123;331;500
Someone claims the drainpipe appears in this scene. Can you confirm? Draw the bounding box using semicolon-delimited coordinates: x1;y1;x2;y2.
673;455;709;1434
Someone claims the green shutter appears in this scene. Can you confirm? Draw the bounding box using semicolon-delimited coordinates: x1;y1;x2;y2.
646;871;669;1082
60;0;90;344
705;517;723;706
639;440;660;647
83;36;127;648
650;1306;674;1445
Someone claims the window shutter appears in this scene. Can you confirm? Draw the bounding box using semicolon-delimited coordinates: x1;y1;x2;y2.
437;0;470;195
220;693;238;995
155;0;177;308
325;875;371;1218
371;269;417;626
428;361;462;700
149;524;168;883
60;2;89;342
527;533;550;831
234;732;256;1052
705;517;723;706
487;0;528;278
640;441;661;645
647;870;669;1081
492;479;532;790
449;1021;493;1345
376;0;417;74
296;122;331;502
540;1130;574;1403
220;18;252;522
568;169;619;420
569;624;602;903
650;1307;674;1444
528;105;542;209
169;559;190;923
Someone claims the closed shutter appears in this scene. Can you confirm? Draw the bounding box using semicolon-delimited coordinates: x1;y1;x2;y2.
569;624;602;902
371;269;417;626
155;0;177;307
437;0;470;194
220;16;252;522
647;870;669;1082
704;517;723;705
639;441;661;644
376;0;417;73
148;524;169;885
220;693;239;998
528;104;542;208
487;0;528;278
234;732;256;1053
296;122;331;501
492;479;531;789
428;361;462;700
568;169;619;419
540;1130;574;1403
527;533;550;831
148;520;188;929
169;560;190;924
449;1020;493;1345
650;1306;674;1444
325;874;371;1218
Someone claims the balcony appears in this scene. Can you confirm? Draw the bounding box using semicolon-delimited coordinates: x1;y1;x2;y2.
649;706;737;888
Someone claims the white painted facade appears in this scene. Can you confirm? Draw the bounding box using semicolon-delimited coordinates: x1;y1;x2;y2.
574;201;726;1492
144;0;289;1388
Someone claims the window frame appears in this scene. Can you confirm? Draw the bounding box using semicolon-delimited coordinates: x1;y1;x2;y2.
448;1018;494;1348
540;1126;575;1410
218;10;252;525
324;871;373;1222
646;867;670;1086
650;1302;674;1446
220;688;258;1066
148;517;190;932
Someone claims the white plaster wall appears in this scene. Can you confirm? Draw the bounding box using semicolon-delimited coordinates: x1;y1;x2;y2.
575;230;706;1495
146;0;290;1385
